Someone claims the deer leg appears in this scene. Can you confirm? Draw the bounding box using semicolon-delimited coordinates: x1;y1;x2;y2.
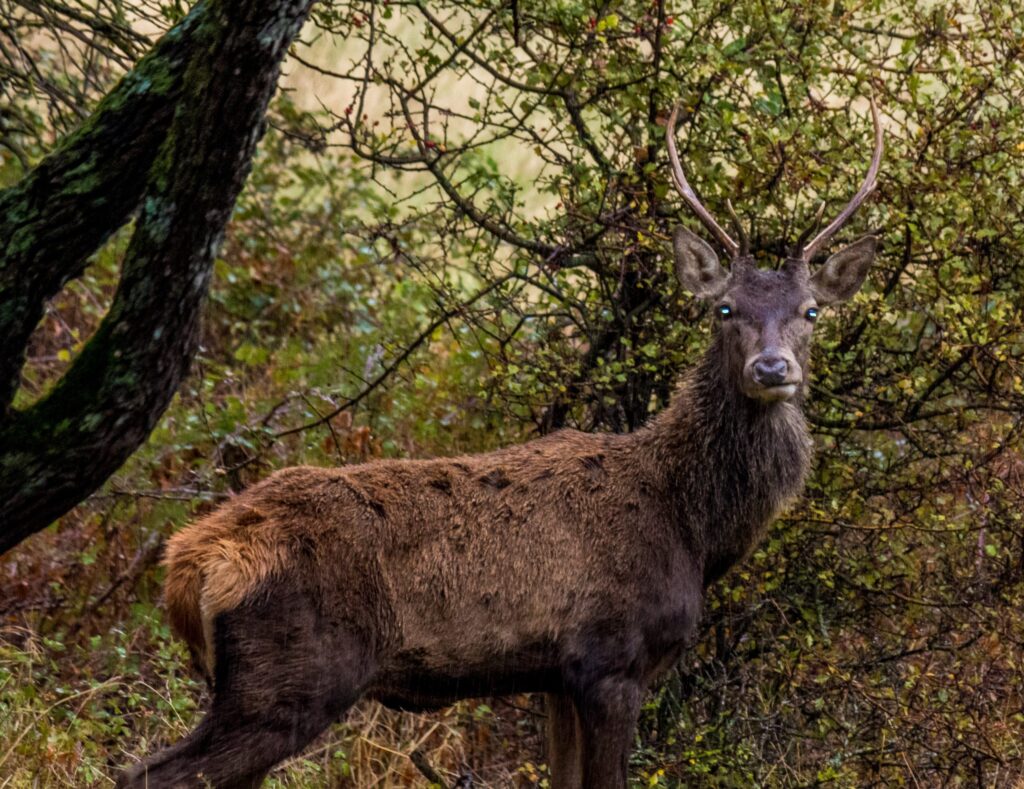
116;711;280;789
118;687;366;789
119;588;377;788
574;677;642;789
545;692;582;789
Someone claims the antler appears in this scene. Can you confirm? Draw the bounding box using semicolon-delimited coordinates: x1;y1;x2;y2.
665;103;740;258
799;97;884;262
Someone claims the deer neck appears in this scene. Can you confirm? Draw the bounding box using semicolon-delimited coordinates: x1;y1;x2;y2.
640;335;813;585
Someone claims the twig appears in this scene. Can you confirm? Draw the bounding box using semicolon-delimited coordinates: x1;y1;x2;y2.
410;749;448;787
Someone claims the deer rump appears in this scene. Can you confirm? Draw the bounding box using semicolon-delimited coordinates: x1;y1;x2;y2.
164;428;704;712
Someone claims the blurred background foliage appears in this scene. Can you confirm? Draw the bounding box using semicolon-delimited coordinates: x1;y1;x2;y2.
2;0;1024;785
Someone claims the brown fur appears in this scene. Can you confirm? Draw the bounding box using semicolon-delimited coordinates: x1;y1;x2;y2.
122;237;876;789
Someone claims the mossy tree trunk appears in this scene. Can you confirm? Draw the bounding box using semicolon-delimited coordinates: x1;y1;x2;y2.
0;0;316;553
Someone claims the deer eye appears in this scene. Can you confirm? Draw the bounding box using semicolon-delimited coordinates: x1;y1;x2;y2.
717;305;733;319
805;307;819;321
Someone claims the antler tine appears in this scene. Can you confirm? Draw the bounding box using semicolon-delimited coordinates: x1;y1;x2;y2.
800;96;884;262
666;103;740;257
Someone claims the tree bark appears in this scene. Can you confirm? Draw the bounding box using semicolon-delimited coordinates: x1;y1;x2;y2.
0;0;316;553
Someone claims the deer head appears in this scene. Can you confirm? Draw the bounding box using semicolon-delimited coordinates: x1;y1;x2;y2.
667;100;883;403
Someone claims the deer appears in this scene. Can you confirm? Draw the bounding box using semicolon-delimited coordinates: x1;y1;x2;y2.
119;99;883;789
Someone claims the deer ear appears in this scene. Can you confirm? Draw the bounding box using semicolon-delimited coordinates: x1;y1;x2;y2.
809;235;878;305
673;226;729;300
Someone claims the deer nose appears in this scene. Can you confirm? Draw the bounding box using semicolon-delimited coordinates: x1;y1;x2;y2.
752;356;789;387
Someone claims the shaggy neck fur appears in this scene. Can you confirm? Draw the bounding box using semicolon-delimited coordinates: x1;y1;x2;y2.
634;333;813;584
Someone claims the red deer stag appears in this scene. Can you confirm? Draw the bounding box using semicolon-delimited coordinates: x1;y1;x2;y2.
120;100;883;788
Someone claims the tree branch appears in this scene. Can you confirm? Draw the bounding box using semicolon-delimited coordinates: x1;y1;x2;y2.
0;0;316;553
0;1;211;410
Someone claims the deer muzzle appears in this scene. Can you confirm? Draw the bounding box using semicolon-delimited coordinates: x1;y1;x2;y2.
744;350;802;402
